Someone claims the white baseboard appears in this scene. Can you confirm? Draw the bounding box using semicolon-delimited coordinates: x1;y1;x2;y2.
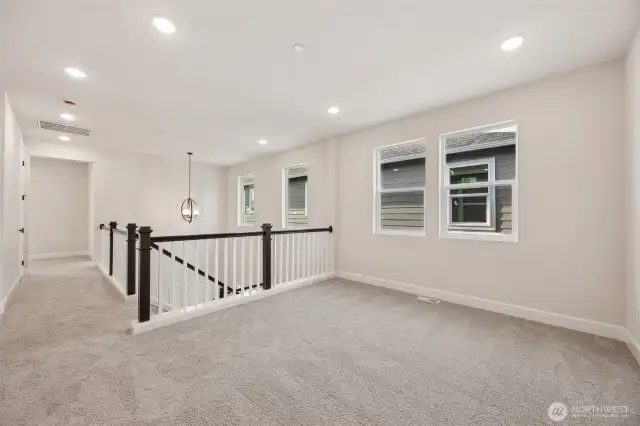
337;271;629;342
626;330;640;367
131;272;335;334
97;265;127;302
31;251;89;261
1;276;24;315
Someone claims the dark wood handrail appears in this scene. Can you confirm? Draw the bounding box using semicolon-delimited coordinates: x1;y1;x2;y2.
150;226;332;243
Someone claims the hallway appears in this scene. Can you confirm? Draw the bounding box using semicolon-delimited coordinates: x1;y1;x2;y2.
0;257;136;424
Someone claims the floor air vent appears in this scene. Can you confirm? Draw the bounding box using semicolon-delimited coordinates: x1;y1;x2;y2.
417;296;441;304
38;120;92;137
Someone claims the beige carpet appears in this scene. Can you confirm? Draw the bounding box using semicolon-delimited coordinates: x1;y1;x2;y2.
0;257;639;425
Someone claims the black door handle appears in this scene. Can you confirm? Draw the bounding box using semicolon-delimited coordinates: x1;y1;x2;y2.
19;228;24;233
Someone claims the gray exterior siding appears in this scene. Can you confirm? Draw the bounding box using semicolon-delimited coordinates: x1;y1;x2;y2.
287;176;308;225
447;145;515;233
380;158;425;229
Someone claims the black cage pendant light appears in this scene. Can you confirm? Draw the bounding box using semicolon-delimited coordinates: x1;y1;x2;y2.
180;152;200;223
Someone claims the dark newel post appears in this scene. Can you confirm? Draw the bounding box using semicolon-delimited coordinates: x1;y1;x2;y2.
261;223;272;290
109;221;117;276
126;223;137;296
138;226;152;323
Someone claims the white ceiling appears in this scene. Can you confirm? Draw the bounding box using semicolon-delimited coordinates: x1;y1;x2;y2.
1;0;638;165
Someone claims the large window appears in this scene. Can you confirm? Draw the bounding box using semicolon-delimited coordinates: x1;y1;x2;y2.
440;122;518;241
283;165;308;227
374;139;426;235
238;174;255;226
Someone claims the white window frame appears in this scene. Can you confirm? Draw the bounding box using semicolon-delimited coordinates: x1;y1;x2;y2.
282;164;308;229
439;120;518;242
373;138;426;237
238;174;255;227
446;157;496;231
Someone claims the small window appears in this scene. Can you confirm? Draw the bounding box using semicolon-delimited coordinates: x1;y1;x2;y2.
374;139;426;235
283;165;308;227
440;122;518;241
238;174;255;226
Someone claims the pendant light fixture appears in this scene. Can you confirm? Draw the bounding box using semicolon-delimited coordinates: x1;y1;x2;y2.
180;152;200;223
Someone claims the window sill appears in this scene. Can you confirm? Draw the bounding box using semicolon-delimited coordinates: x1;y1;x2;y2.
375;229;425;237
440;229;517;243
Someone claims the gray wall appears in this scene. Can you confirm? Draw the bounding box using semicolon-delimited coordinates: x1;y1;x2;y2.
226;60;626;327
336;60;625;326
625;28;640;346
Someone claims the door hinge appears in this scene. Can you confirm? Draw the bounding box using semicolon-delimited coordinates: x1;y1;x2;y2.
21;260;24;266
21;161;24;166
21;194;26;201
19;228;24;233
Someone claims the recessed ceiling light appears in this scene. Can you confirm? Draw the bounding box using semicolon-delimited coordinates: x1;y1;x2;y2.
328;107;340;115
393;168;399;172
65;67;87;79
153;17;176;34
501;36;523;52
293;44;305;52
58;136;71;141
60;113;75;121
258;139;268;145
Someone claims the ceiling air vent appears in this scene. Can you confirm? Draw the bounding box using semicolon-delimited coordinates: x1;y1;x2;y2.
38;120;92;137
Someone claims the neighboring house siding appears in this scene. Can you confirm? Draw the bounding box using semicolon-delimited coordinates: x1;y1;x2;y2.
380;158;424;229
447;145;515;233
288;176;307;225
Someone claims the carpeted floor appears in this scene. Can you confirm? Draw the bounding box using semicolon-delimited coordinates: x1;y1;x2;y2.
0;257;639;425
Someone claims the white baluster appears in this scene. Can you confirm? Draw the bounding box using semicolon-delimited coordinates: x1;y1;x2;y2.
223;239;229;299
158;243;163;315
214;239;219;301
297;234;302;279
306;233;311;278
272;235;277;286
324;232;329;274
205;240;210;304
249;236;254;295
232;238;237;296
241;237;246;295
194;240;199;308
279;234;283;285
182;242;188;312
310;233;315;277
301;233;306;278
257;236;262;290
285;233;291;284
171;242;176;310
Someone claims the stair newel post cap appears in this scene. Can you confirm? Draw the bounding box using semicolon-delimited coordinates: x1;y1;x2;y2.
261;223;273;232
126;223;137;230
109;221;117;228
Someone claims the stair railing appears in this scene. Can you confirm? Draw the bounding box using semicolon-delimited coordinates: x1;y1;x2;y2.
135;223;334;326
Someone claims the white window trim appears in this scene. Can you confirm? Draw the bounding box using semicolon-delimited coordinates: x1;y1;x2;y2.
373;138;426;237
282;164;308;229
446;157;496;232
438;120;518;243
238;174;255;228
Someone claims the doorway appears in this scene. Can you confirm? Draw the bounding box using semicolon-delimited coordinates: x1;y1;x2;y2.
28;157;90;261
